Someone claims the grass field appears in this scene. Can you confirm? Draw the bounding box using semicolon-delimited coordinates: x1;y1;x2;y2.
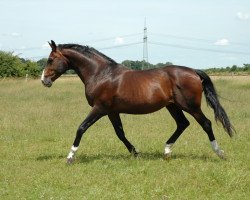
0;76;249;199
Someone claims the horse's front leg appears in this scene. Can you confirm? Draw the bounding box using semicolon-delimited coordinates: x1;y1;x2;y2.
67;107;104;164
108;113;138;156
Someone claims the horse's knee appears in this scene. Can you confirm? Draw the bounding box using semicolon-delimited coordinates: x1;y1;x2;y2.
179;119;190;131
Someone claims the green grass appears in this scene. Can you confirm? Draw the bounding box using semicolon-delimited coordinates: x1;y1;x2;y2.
0;76;249;199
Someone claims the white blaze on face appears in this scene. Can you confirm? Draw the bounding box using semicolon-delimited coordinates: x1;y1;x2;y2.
41;69;53;87
41;69;45;82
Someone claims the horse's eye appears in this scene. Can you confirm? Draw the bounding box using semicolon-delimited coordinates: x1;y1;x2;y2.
48;58;53;64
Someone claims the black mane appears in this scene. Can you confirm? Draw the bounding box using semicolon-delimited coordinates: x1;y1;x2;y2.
58;43;117;64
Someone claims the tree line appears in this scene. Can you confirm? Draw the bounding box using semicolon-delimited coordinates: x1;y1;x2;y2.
204;64;250;75
0;51;249;78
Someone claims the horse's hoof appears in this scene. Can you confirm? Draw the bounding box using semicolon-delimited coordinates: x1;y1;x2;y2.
130;147;139;157
67;157;74;164
135;152;141;158
132;151;140;158
216;150;226;160
164;153;172;160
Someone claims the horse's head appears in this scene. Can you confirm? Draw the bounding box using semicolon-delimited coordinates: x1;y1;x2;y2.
41;40;69;87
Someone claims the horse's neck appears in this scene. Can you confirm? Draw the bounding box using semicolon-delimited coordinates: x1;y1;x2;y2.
64;50;108;85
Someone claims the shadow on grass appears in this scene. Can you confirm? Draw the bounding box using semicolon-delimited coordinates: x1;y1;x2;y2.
36;151;220;163
170;153;221;162
76;151;220;163
36;154;65;161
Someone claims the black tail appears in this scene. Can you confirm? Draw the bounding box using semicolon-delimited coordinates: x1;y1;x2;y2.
195;70;234;137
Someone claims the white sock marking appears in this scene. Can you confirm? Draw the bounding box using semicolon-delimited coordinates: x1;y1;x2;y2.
71;146;78;152
211;140;224;157
211;140;220;152
67;152;74;159
164;143;174;155
67;146;78;159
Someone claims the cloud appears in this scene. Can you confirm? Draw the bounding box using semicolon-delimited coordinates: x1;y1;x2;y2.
214;38;229;46
1;32;22;37
11;32;21;37
115;37;124;45
19;46;26;50
236;12;250;21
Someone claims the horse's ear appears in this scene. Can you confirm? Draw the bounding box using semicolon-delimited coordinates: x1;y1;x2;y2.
48;40;57;52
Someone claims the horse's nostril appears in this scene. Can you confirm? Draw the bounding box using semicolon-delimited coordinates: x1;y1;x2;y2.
41;78;52;87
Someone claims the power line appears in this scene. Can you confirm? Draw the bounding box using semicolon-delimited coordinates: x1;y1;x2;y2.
98;42;142;50
25;42;143;59
150;32;250;47
84;33;143;44
5;31;250;60
8;32;143;52
149;41;250;55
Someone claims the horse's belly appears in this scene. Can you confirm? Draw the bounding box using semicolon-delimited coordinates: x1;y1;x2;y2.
112;96;171;114
123;104;167;114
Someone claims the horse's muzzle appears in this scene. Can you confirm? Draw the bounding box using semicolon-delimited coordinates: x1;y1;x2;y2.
41;79;52;87
41;70;53;87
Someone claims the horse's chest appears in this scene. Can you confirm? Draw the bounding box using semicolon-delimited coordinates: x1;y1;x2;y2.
85;84;114;107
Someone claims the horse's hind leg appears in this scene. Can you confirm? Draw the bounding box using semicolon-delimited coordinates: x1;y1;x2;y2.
164;104;190;158
108;114;138;156
191;109;225;159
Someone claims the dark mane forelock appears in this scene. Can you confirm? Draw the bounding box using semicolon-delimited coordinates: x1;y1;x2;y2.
58;43;117;64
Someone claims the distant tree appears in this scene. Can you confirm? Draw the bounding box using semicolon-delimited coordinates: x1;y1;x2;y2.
243;64;250;71
23;60;40;77
122;60;142;70
37;58;48;70
122;60;173;70
155;62;172;68
230;65;238;72
0;51;42;77
0;51;24;77
204;64;250;75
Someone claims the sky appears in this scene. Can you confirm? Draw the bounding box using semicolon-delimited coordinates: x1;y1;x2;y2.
0;0;250;69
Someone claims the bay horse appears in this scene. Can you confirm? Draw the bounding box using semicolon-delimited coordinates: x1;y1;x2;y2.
41;40;234;164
